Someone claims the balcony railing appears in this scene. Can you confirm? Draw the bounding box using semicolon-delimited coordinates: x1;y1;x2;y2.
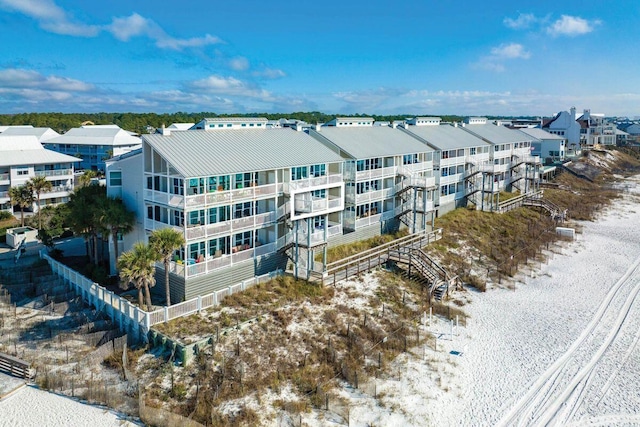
0;173;9;181
144;189;185;208
185;211;276;241
34;169;73;178
144;218;183;234
46;185;73;195
285;173;343;193
0;191;9;200
355;213;382;229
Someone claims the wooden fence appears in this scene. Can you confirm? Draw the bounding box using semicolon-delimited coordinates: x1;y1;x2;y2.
0;352;31;379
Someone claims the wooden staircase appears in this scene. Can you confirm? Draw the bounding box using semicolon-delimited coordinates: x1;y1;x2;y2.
387;247;457;301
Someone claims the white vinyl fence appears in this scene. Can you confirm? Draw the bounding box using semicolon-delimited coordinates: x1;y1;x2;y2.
40;249;282;342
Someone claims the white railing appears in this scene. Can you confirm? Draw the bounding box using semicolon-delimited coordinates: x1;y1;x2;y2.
34;169;73;177
0;191;10;200
146;269;282;326
185;212;276;241
144;218;183;234
327;224;342;237
285;173;343;193
46;185;73;196
187;183;280;209
144;189;185;208
0;173;9;181
40;250;150;341
355;213;382;229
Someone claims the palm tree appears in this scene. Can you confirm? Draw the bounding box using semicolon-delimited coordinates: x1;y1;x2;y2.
8;185;34;226
26;176;53;230
102;197;135;273
118;242;157;311
78;170;97;188
67;185;107;264
149;228;185;307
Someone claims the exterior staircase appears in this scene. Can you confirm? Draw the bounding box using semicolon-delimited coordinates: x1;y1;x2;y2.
387;247;458;301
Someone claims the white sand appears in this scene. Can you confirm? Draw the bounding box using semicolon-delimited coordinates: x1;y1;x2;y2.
303;175;640;426
0;384;140;427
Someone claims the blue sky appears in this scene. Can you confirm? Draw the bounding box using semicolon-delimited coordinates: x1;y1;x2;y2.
0;0;638;117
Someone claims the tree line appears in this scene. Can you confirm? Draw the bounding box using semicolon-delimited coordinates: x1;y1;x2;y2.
0;111;478;135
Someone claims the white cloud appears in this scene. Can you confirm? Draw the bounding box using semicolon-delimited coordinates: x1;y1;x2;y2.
503;13;537;30
0;0;98;36
252;67;287;79
547;15;599;37
0;68;94;91
490;43;531;60
474;43;530;72
107;13;222;50
189;75;272;100
228;57;250;71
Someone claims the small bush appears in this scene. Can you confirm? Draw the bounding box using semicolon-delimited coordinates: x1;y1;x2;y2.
0;211;13;220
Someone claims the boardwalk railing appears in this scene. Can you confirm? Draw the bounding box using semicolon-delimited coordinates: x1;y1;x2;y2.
323;229;442;286
0;352;31;379
40;250;282;342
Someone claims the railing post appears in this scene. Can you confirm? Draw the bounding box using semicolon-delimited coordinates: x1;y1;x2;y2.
197;295;202;312
164;306;169;323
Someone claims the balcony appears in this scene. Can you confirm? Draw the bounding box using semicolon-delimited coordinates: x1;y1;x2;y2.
294;195;342;215
144;189;184;208
0;173;9;183
277;229;327;249
185;211;276;241
285;174;343;193
45;185;73;197
354;166;395;182
0;191;9;201
144;218;183;234
34;169;73;178
188;183;279;208
355;213;382;229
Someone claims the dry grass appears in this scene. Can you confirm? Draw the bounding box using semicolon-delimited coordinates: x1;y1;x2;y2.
324;229;409;263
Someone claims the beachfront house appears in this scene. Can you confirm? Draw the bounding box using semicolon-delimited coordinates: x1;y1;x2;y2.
0;135;79;214
107;119;345;301
518;128;566;164
576;110;615;147
460;118;540;210
400;118;492;215
45;125;141;172
309;118;437;237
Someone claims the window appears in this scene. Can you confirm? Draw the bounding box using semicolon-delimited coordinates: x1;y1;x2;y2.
235;173;255;189
209;205;229;224
188;210;205;227
441;151;449;159
291;166;308;180
234;201;254;218
109;171;122;186
187;178;204;195
241;123;247;127
403;154;418;164
189;242;205;260
234;231;253;249
312;189;326;198
310;164;326;177
470;147;476;155
313;216;325;229
208;175;230;192
172;178;184;195
172;210;184;227
209;236;230;256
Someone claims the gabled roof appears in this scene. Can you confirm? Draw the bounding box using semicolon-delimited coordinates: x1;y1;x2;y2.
461;123;532;145
46;126;141;146
143;128;344;177
311;126;433;159
167;123;195;130
0;136;81;167
402;124;489;150
0;126;60;141
518;128;565;141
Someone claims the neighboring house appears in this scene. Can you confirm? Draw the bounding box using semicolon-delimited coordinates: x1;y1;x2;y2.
518;127;566;164
0;126;60;142
106;121;345;301
542;107;582;146
167;123;195;131
309;118;436;235
44;125;141;172
618;123;640;144
0;135;79;213
576;110;615;146
460;118;540;210
400;118;492;215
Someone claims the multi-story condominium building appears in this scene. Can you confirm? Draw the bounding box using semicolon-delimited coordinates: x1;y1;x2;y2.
45;125;141;172
0;126;60;143
459;118;540;210
518;128;566;164
0;135;79;213
309;118;437;236
576;110;615;146
106;118;345;301
400;118;492;215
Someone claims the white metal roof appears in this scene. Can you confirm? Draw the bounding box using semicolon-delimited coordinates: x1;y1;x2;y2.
403;124;490;150
0;136;81;166
46;126;142;146
311;126;433;159
461;123;533;145
0;127;60;142
144;128;345;178
518;128;565;141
